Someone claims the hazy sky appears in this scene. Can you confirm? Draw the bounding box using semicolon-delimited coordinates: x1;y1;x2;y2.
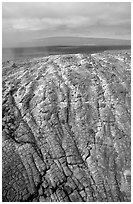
2;2;131;47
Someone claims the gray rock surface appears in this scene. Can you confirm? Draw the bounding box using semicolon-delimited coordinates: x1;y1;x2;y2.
2;50;131;202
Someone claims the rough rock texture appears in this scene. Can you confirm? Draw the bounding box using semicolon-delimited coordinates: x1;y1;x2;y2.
2;50;131;202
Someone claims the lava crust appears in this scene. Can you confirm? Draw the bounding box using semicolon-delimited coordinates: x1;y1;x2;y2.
2;50;131;202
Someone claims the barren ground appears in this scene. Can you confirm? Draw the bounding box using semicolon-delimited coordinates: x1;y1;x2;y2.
2;49;131;202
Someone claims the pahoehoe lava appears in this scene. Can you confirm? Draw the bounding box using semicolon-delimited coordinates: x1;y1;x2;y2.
2;50;131;202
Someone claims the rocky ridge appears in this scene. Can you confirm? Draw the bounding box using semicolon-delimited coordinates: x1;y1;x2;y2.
2;50;131;202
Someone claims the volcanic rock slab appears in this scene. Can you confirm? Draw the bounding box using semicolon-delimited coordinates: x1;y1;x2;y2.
2;50;131;202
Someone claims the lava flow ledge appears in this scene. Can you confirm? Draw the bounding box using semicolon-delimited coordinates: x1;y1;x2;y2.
2;50;131;202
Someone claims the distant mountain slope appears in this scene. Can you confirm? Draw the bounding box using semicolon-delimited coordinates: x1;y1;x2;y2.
28;36;131;47
6;36;130;48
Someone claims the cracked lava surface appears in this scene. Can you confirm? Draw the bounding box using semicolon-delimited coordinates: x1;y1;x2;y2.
2;50;131;202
